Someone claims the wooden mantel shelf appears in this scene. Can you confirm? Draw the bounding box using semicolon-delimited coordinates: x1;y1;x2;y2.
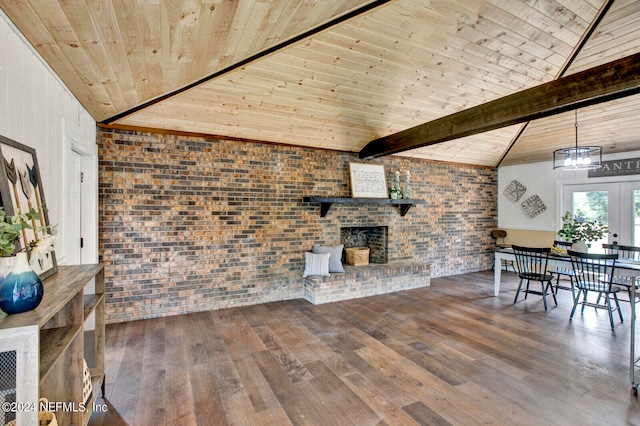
303;197;425;217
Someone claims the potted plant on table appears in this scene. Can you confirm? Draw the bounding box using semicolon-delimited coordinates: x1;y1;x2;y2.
557;210;609;252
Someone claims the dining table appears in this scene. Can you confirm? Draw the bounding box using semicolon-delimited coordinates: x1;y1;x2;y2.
493;247;640;296
493;246;640;390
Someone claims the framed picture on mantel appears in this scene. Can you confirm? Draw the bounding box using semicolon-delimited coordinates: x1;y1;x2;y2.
348;162;388;198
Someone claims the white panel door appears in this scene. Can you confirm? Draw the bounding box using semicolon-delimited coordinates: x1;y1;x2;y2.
68;150;82;264
562;181;640;248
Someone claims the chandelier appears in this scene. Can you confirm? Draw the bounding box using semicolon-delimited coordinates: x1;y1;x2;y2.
553;110;602;170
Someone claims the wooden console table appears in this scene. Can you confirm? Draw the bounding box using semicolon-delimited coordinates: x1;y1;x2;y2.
0;264;104;425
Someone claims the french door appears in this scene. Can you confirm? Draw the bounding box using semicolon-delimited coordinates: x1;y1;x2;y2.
562;181;640;248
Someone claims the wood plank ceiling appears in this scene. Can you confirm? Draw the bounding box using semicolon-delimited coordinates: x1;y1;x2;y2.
2;0;639;167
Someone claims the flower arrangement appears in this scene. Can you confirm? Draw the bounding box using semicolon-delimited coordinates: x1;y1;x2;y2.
0;207;56;261
557;210;609;243
389;185;403;199
389;170;403;199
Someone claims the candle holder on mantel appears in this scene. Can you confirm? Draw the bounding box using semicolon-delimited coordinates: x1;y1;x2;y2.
403;171;412;199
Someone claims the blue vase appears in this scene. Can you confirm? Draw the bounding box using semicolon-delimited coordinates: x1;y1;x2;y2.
0;252;43;315
0;256;16;284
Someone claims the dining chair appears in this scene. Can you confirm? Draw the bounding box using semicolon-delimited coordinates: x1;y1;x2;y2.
491;230;515;272
602;243;640;303
550;240;576;297
567;250;623;329
603;243;640;261
512;245;557;311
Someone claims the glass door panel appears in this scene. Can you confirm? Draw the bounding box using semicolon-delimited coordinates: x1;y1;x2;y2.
562;183;618;251
573;190;609;250
619;182;640;246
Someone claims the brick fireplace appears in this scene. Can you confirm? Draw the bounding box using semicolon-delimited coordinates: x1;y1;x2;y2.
303;224;430;304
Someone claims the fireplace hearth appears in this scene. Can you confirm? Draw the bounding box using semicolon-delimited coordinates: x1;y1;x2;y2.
340;226;388;263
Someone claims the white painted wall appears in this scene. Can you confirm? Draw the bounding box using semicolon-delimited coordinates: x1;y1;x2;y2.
0;10;97;265
499;150;640;231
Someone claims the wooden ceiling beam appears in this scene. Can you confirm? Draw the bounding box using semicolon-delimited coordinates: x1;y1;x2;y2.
359;52;640;160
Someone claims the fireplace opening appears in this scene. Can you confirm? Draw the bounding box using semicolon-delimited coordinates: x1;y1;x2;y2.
340;226;388;264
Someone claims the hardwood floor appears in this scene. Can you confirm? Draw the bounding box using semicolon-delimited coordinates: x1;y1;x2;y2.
89;270;640;425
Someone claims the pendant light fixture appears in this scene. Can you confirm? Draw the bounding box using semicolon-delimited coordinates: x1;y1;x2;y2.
553;110;602;170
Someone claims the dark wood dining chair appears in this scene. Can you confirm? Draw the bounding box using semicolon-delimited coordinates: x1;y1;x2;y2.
550;240;576;297
491;230;515;272
567;250;623;329
512;245;557;311
602;243;640;303
603;243;640;260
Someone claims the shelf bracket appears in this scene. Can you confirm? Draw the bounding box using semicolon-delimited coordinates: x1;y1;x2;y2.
319;202;332;217
398;204;413;216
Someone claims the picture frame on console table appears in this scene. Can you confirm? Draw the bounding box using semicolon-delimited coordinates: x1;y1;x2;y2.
0;134;57;280
348;162;388;198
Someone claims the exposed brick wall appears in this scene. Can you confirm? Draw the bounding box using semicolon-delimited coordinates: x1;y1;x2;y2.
98;127;497;323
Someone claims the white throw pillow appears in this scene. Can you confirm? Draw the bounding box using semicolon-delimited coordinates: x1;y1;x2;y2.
313;244;345;273
303;252;331;277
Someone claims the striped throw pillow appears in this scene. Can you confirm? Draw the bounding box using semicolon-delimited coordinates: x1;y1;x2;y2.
303;252;331;277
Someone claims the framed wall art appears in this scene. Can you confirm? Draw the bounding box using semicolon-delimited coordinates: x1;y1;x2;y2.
348;162;388;198
0;135;57;279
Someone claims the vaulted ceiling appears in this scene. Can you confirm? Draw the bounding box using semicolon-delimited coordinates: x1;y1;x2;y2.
2;0;640;167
